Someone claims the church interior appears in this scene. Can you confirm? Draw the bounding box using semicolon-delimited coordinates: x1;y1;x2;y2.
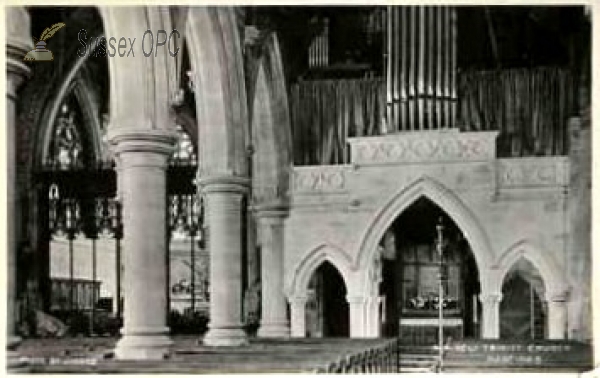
5;5;593;373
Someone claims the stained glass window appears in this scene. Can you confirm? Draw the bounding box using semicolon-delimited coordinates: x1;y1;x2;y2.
46;103;85;170
170;124;197;166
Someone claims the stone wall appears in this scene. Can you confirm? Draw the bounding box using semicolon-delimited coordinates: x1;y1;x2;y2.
566;118;592;341
285;129;583;338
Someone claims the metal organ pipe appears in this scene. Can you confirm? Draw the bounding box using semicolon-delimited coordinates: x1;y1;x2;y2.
308;18;329;69
386;6;457;131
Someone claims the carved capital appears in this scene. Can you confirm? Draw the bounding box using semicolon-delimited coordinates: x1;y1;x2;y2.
479;293;503;305
197;175;250;195
109;129;177;162
547;290;570;303
254;203;289;221
288;296;308;307
346;295;367;305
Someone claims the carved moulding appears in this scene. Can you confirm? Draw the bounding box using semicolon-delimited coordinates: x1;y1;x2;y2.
348;129;499;166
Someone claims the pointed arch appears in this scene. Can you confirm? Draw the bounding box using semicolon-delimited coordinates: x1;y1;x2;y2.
34;71;106;170
287;244;353;298
355;176;495;295
27;9;106;171
186;7;249;177
495;240;569;299
251;32;293;204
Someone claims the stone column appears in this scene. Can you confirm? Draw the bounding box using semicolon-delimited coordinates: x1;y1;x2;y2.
348;295;367;338
109;130;175;360
365;295;381;337
547;292;568;340
289;296;307;338
479;293;502;339
199;176;249;346
6;6;32;360
256;204;290;338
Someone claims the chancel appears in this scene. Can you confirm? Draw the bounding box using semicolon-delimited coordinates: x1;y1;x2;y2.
5;4;593;373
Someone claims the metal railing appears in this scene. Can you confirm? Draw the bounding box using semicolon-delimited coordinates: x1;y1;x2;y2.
312;339;400;373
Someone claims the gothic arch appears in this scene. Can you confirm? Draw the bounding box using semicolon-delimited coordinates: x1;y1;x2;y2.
355;176;495;296
186;7;249;178
31;70;106;171
287;244;353;299
494;240;569;299
98;6;177;151
250;32;293;204
21;9;107;171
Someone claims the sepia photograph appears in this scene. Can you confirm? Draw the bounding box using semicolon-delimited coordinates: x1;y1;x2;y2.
3;2;595;374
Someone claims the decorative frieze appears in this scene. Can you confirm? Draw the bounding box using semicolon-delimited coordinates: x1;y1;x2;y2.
293;165;350;193
498;158;569;188
348;129;498;165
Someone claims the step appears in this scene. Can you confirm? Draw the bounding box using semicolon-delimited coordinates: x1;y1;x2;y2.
400;366;436;373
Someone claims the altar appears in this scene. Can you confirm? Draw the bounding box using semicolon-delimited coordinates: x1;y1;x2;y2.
399;317;463;345
379;206;480;342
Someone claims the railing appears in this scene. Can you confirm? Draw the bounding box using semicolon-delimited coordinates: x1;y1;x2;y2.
312;339;400;373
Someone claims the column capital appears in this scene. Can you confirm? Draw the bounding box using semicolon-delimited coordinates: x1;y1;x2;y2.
197;175;250;194
479;293;503;304
288;296;308;306
547;291;569;303
253;203;289;220
108;128;177;157
346;295;367;305
7;52;31;100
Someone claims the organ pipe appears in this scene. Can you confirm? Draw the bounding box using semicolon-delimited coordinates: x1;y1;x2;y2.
386;6;457;131
309;17;329;68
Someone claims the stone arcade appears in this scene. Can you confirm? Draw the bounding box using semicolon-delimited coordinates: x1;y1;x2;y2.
5;4;592;372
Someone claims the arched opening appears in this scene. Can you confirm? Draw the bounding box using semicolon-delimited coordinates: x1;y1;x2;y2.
377;197;480;343
305;261;349;337
26;33;206;338
500;258;546;339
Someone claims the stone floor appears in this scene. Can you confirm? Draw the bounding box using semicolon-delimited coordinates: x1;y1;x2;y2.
12;336;394;373
10;336;594;374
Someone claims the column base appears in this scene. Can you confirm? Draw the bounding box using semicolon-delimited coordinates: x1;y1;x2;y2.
203;327;248;346
114;332;173;360
257;322;290;338
7;335;21;350
6;336;28;371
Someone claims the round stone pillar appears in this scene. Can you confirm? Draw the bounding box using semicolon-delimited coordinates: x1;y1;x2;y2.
365;295;381;337
199;176;249;346
479;293;502;339
289;296;307;338
6;6;32;360
255;204;290;338
347;295;367;338
109;130;176;360
547;292;568;340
